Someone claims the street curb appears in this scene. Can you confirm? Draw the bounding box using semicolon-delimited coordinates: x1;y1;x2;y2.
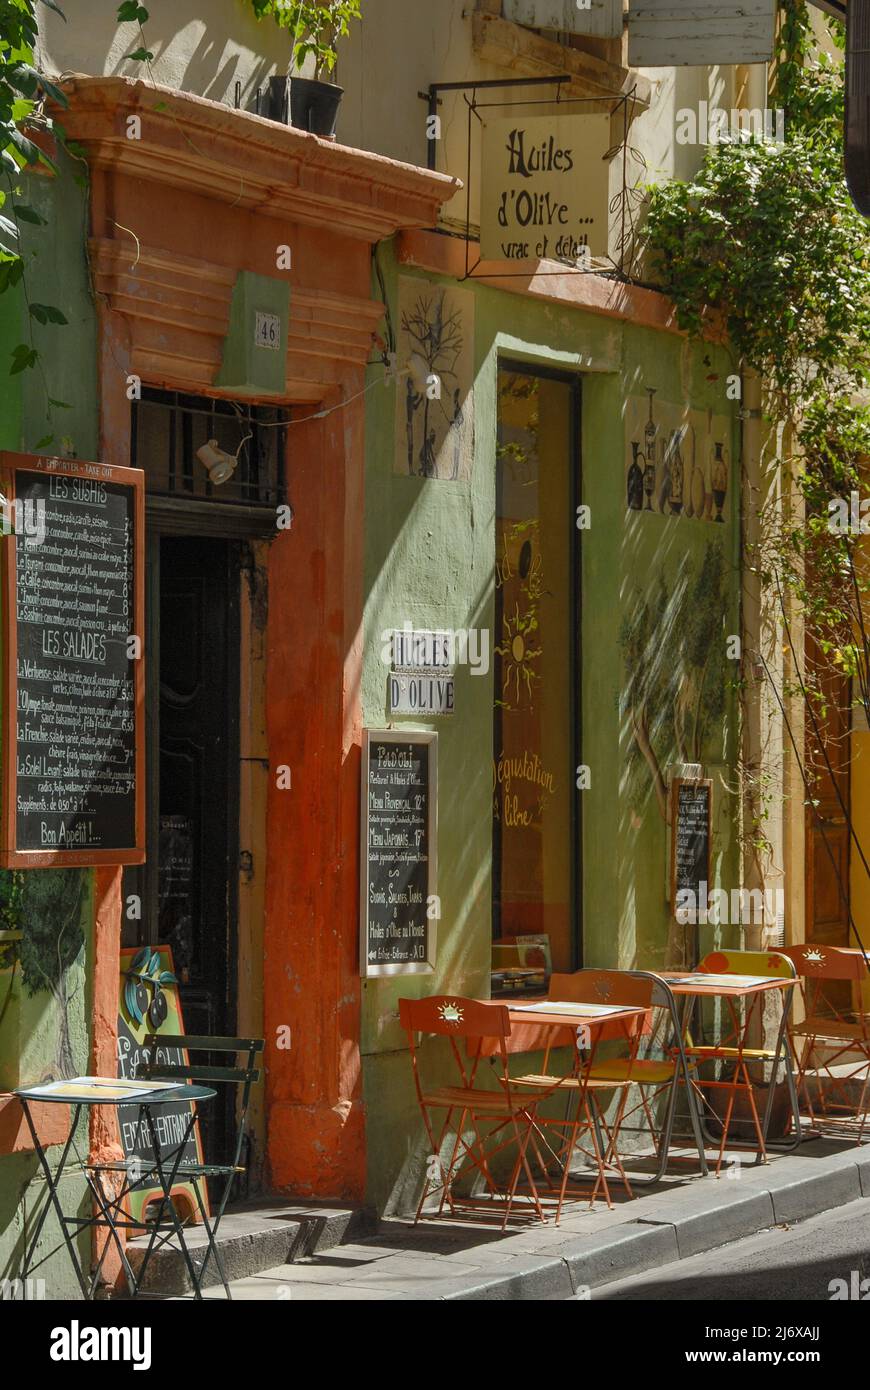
434;1150;870;1300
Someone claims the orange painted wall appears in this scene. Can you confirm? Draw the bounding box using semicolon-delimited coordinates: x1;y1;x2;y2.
263;387;366;1199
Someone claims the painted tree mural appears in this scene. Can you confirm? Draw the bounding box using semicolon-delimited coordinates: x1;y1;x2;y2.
17;869;86;1080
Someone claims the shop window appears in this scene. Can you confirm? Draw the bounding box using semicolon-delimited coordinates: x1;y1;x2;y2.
492;364;580;993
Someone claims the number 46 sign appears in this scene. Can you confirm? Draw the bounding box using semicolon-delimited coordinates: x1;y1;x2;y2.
254;311;281;351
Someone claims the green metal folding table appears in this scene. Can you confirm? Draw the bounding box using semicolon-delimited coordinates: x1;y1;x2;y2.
13;1077;216;1300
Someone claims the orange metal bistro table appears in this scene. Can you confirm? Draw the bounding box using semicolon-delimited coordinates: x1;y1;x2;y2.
477;997;650;1214
657;972;801;1174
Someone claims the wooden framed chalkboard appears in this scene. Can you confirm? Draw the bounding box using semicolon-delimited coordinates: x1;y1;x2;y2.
360;729;437;978
670;777;712;922
0;453;145;867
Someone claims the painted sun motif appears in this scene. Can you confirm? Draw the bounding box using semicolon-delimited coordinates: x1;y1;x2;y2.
594;977;613;1002
803;948;825;965
495;602;541;709
438;1000;464;1026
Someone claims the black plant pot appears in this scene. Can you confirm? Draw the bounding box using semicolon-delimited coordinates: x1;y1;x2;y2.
290;76;343;137
265;75;343;137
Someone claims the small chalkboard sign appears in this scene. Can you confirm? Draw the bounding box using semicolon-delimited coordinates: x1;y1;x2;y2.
670;777;712;919
360;729;437;978
117;945;208;1226
0;453;145;867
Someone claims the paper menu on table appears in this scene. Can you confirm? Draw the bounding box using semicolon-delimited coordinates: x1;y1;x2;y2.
668;974;776;988
511;1001;630;1016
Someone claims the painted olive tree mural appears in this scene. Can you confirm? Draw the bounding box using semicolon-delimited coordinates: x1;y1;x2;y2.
620;539;730;819
16;868;87;1080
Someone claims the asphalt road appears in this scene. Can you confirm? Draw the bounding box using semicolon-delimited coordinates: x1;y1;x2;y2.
586;1198;870;1302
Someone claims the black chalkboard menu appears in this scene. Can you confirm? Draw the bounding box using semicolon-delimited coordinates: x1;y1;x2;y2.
0;454;145;867
670;777;712;918
360;729;437;978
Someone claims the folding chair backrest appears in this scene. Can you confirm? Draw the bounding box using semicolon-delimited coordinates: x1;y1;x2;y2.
781;945;868;981
549;970;654;1011
697;949;796;980
140;1034;264;1174
399;996;511;1040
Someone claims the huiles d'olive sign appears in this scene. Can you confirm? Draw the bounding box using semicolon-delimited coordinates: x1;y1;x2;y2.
480;113;611;263
0;453;145;867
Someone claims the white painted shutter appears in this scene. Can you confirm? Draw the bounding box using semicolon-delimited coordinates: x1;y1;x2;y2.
627;0;777;67
503;0;624;41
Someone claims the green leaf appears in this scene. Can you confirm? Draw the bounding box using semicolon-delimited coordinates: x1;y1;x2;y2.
131;946;151;972
48;396;72;408
15;205;46;225
10;344;38;374
29;302;68;325
32;434;53;449
125;48;154;62
39;0;67;18
117;3;150;24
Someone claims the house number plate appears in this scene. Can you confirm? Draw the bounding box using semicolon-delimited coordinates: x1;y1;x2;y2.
254;311;281;351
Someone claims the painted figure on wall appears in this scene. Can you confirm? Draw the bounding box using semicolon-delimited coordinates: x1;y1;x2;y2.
394;276;474;481
625;391;731;523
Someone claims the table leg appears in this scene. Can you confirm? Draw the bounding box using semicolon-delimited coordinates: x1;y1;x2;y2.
19;1101;91;1300
133;1105;203;1298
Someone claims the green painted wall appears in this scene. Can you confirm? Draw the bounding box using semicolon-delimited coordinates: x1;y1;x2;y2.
0;147;100;1298
360;241;740;1215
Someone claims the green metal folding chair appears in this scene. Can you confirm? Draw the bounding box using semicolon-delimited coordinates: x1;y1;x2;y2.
133;1033;264;1299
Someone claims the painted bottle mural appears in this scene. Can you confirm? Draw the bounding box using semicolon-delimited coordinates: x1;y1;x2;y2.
711;441;728;523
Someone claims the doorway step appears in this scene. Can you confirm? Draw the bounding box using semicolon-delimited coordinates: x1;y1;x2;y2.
124;1199;378;1296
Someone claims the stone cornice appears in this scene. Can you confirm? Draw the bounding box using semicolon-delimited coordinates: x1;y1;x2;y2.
58;77;460;244
90;237;384;397
397;229;728;344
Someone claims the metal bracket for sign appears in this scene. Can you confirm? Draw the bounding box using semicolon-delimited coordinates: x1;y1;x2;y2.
360;728;438;979
420;75;640;282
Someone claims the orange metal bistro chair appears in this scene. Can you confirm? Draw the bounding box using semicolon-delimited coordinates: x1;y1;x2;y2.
782;944;870;1140
510;971;652;1219
682;950;801;1174
399;996;554;1227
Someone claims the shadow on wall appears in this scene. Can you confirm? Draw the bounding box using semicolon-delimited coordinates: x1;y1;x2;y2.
37;2;285;110
617;371;739;973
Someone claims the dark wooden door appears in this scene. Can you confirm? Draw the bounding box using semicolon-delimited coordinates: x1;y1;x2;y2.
157;537;240;1164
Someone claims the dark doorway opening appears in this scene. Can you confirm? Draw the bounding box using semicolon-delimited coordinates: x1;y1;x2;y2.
125;535;241;1169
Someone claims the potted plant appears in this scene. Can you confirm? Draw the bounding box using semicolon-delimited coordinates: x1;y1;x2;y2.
249;0;362;138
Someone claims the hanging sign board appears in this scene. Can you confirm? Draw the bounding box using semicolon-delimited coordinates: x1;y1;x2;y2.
479;112;612;263
388;629;455;716
670;777;712;920
503;0;623;39
0;453;145;867
628;0;777;68
360;729;437;977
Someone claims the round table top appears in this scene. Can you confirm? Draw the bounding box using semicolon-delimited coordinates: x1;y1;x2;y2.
13;1081;216;1106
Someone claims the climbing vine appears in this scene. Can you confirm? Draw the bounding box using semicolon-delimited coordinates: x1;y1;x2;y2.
644;1;870;947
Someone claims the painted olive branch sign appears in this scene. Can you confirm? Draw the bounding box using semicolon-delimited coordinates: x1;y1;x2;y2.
480;112;611;263
360;729;437;977
0;452;145;867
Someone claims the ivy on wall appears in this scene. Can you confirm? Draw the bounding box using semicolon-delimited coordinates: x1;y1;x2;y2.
644;1;870;942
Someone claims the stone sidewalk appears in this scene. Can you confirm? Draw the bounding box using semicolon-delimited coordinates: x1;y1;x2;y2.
180;1135;870;1301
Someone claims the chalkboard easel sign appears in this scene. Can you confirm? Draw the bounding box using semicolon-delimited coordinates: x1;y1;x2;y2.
360;729;437;978
0;452;145;867
118;945;208;1226
670;777;713;937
